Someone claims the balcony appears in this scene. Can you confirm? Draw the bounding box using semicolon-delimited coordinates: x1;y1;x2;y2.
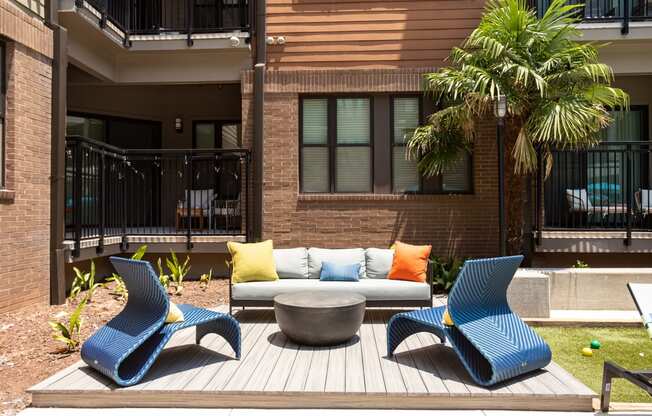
65;136;251;259
72;0;250;46
530;0;652;34
535;141;652;252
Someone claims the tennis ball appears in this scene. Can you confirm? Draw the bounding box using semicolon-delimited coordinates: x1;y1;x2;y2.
581;347;593;357
590;340;601;350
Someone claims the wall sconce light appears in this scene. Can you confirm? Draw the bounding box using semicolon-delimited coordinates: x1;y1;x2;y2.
175;117;183;133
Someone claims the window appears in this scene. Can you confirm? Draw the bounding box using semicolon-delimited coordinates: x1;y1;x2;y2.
0;41;5;189
193;121;242;149
391;95;472;194
300;95;472;194
301;97;372;193
66;115;106;142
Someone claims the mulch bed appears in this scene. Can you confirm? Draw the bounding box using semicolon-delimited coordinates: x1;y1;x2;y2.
0;279;229;416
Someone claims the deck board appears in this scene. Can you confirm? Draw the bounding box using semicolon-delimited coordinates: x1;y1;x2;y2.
29;308;596;411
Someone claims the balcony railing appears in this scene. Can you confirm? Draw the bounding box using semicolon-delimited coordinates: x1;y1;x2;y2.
65;136;251;257
537;141;652;242
529;0;652;33
76;0;250;46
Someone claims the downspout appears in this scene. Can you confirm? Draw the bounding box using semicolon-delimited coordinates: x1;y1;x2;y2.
252;0;266;241
45;0;68;304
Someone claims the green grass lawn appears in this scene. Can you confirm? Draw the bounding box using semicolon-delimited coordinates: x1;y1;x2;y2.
535;326;652;403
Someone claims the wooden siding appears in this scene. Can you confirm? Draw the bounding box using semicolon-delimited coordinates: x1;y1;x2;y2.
266;0;486;69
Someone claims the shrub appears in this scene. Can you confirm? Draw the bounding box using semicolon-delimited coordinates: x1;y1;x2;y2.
431;256;465;293
69;261;102;302
166;251;190;295
157;257;170;290
49;296;87;352
199;268;213;291
573;259;589;268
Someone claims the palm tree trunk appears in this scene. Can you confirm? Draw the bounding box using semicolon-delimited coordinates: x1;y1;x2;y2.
503;119;526;255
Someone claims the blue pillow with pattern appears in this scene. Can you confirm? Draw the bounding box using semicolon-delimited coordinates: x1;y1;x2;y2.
319;261;360;282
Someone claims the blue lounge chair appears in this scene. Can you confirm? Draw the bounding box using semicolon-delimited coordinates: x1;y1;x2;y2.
387;255;552;386
81;257;241;387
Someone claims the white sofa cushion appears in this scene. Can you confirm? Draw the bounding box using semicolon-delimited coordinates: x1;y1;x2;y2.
365;248;393;279
273;248;309;279
232;279;430;301
308;248;366;279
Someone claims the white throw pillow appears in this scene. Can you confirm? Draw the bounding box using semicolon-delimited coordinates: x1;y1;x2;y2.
273;248;309;279
566;189;592;211
365;248;394;279
642;189;651;209
308;248;366;279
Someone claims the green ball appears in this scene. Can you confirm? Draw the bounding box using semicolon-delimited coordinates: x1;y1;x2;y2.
590;340;601;350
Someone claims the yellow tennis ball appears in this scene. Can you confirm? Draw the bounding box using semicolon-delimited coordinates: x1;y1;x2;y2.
442;310;454;326
581;347;593;357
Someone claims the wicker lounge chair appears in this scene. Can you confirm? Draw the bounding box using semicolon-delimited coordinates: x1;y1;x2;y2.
601;283;652;412
81;257;241;387
387;255;552;386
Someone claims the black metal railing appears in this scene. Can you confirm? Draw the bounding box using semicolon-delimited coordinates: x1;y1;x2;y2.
537;141;652;242
76;0;250;46
529;0;652;33
65;136;250;256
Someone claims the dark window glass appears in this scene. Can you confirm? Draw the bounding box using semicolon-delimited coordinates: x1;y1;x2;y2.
300;97;372;193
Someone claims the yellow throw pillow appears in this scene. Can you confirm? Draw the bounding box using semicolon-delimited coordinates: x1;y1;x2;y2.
228;240;279;284
165;302;185;323
442;309;454;326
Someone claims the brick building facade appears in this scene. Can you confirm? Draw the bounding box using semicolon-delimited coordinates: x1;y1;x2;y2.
242;69;499;257
0;1;53;312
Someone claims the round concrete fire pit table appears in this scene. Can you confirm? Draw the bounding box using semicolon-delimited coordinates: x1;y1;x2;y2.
274;290;366;346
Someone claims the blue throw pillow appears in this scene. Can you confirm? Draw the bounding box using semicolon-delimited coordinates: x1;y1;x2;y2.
319;261;360;282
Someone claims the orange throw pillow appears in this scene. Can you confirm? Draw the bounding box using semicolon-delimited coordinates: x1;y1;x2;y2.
388;241;432;283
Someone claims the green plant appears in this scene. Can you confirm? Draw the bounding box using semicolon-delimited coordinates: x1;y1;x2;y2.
199;268;213;291
106;245;148;301
166;251;190;295
157;257;170;290
573;259;589;268
431;256;465;293
69;261;102;302
407;0;629;251
48;296;87;352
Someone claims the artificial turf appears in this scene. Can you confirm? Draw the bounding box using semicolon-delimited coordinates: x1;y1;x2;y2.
535;326;652;403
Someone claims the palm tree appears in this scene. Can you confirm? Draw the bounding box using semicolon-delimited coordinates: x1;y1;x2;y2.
408;0;629;253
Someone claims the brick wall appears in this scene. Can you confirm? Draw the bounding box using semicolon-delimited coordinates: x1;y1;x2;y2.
0;1;53;312
243;69;500;258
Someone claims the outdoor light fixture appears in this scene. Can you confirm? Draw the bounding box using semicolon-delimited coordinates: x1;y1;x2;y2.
494;94;507;119
175;117;183;133
494;94;507;256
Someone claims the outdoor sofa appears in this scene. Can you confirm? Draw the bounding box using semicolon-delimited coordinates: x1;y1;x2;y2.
229;247;433;313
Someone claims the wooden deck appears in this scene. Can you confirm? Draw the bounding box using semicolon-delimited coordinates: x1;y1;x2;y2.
29;307;596;411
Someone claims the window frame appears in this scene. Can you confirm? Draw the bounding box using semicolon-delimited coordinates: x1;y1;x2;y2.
0;40;6;189
299;94;474;195
299;95;374;194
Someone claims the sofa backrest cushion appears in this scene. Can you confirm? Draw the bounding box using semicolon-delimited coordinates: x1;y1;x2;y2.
273;248;310;279
308;248;366;279
365;248;394;279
